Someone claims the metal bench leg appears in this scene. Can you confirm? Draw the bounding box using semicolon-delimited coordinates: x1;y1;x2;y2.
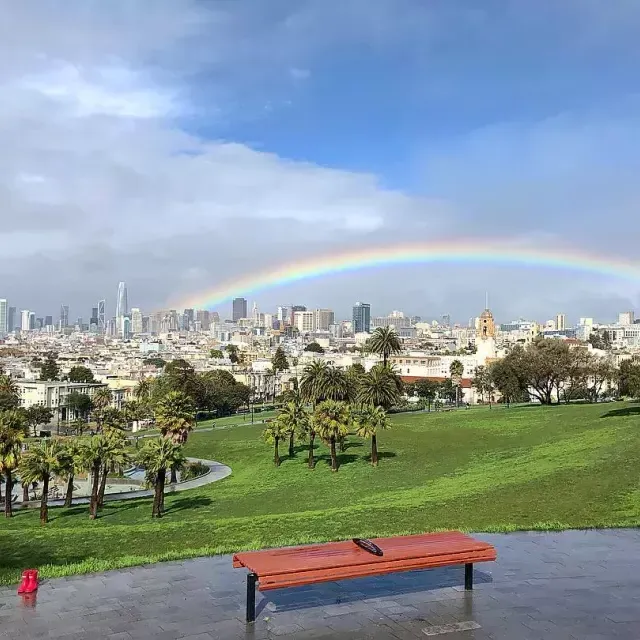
464;563;473;590
246;573;257;623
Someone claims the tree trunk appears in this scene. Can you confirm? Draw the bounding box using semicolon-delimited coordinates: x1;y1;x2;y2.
371;434;378;467
339;435;346;452
64;474;74;508
152;468;166;518
170;466;177;484
308;431;315;469
274;436;280;467
97;464;108;509
89;464;100;519
40;474;49;525
22;483;29;504
4;471;12;517
0;478;3;503
289;431;294;457
330;435;338;472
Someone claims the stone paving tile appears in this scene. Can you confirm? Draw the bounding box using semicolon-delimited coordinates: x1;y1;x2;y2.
3;529;640;638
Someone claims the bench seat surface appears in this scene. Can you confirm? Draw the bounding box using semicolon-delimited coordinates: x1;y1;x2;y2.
233;531;496;590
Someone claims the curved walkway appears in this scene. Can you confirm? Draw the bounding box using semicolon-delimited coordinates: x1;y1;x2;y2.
46;457;232;507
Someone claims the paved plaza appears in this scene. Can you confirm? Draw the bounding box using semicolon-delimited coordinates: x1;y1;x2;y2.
1;529;639;639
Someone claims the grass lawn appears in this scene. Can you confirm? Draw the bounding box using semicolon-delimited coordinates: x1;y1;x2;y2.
1;401;639;585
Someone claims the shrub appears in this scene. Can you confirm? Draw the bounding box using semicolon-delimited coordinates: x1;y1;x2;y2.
180;462;209;482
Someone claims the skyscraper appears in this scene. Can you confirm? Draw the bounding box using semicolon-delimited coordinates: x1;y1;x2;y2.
98;300;106;332
131;308;143;334
21;309;31;331
352;302;371;334
8;307;16;332
115;282;128;318
555;313;566;331
232;298;247;322
59;304;69;328
90;307;98;326
44;315;53;327
0;299;7;337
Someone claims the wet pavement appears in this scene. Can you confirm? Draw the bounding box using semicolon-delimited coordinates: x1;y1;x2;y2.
1;529;639;639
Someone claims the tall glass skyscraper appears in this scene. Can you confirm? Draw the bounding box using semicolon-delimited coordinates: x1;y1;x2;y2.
232;297;247;322
115;282;128;318
0;299;7;337
352;302;371;334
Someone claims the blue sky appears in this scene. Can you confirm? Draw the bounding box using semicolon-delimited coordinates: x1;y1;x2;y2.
2;0;640;322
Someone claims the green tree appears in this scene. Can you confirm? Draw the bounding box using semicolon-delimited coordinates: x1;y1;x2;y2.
358;364;401;410
355;405;390;466
367;327;402;366
19;439;69;524
300;361;330;407
38;352;60;381
271;346;289;372
134;377;151;401
58;439;81;508
97;430;128;509
618;358;640;398
0;410;27;517
449;360;464;407
143;357;166;368
312;400;351;472
77;436;110;519
209;349;224;359
471;366;489;404
164;359;200;399
488;358;527;406
23;406;53;437
154;391;196;444
226;345;240;364
304;342;325;354
67;366;95;383
0;374;20;411
322;367;350;402
413;379;439;411
65;392;93;421
275;398;309;459
262;420;289;467
136;438;185;518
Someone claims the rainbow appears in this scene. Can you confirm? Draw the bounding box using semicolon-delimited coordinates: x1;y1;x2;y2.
177;239;640;309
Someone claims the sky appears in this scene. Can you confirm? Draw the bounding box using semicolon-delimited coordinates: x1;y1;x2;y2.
2;0;640;325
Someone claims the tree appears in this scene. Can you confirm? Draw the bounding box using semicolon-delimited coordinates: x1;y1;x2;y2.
439;378;458;404
38;352;60;381
58;440;81;508
618;359;640;398
164;359;200;399
134;377;151;401
136;438;185;518
210;349;224;359
155;391;196;445
304;342;325;354
77;436;108;519
143;357;166;368
262;420;289;467
323;367;350;402
355;405;390;466
271;346;289;372
312;400;351;472
488;358;527;406
275;399;309;459
358;364;401;410
23;406;53;437
449;360;464;407
471;366;490;404
65;392;93;421
587;356;616;403
413;379;439;411
67;366;95;383
300;361;330;407
0;374;19;412
0;410;27;517
226;345;240;364
19;439;69;524
97;430;128;509
367;327;401;366
197;370;250;416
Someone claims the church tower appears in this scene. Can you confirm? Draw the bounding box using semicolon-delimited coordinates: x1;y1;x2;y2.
476;304;497;364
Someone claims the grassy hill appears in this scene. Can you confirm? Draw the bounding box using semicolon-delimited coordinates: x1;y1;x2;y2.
1;402;639;585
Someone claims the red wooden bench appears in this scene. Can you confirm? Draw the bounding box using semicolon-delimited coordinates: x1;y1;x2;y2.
233;531;497;622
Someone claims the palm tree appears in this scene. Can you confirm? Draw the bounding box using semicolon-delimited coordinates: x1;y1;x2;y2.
0;410;27;517
367;327;402;366
262;420;289;467
136;437;185;518
77;436;108;519
154;391;196;444
97;430;128;509
0;374;19;397
355;406;390;466
449;360;464;407
59;440;81;508
134;377;151;401
323;367;350;402
300;361;329;406
92;387;112;430
18;439;69;524
275;399;309;458
358;364;401;410
312;400;351;472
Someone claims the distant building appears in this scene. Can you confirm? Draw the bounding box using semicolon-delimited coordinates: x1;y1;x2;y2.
8;307;16;332
313;309;335;331
619;311;635;326
352;302;371;334
59;304;69;328
294;311;315;333
0;298;7;336
115;282;128;318
98;299;106;332
21;309;31;331
555;313;566;331
131;308;143;334
232;298;247;322
44;315;53;327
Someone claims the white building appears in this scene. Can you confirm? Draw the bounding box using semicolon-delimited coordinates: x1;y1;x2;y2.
619;311;635;326
313;309;335;331
131;308;143;334
294;311;315;333
0;298;7;337
556;313;566;331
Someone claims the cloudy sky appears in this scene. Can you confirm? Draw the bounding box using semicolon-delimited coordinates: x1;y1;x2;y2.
2;0;640;324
